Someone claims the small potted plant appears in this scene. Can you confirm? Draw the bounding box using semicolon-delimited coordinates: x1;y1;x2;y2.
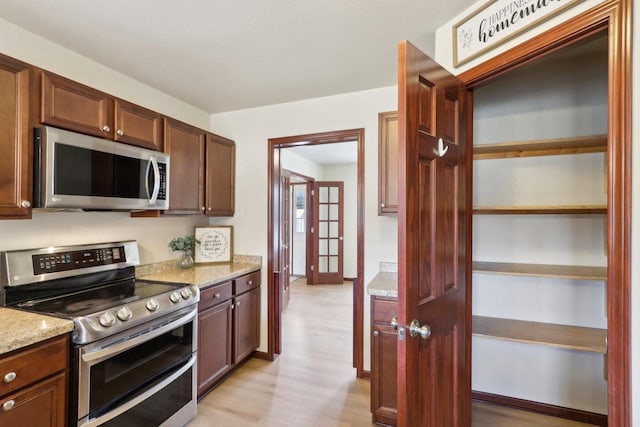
169;234;200;269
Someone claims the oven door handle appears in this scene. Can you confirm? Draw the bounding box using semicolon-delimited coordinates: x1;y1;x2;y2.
82;308;196;364
80;354;195;427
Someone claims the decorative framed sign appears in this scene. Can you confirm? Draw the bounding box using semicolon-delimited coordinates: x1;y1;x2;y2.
194;226;233;264
453;0;584;66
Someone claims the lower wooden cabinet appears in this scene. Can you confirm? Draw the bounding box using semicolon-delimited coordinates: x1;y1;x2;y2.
197;271;261;398
0;335;69;427
371;296;398;426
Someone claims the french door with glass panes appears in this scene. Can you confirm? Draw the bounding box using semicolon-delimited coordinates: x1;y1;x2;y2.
310;181;344;284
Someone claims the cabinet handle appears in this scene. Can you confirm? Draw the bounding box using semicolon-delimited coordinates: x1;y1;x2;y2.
373;331;379;337
2;400;14;411
102;125;111;133
117;129;124;136
20;200;31;208
3;372;16;383
214;293;221;299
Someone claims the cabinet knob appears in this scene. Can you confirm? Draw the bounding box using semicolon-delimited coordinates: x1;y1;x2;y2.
116;129;124;136
214;293;221;299
102;125;111;133
380;203;385;208
373;331;379;337
2;400;14;411
207;207;212;211
3;372;16;383
230;304;235;310
20;200;31;208
200;206;205;211
236;301;241;307
248;280;253;285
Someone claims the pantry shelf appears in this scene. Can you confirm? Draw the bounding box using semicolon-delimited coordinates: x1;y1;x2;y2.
472;261;607;281
473;135;607;160
472;205;607;215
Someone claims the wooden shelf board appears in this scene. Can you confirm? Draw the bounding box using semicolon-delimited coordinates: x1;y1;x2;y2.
473;205;607;215
472;316;607;353
472;261;607;281
473;135;607;160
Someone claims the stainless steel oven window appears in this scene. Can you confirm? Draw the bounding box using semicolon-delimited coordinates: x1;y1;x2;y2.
77;306;197;426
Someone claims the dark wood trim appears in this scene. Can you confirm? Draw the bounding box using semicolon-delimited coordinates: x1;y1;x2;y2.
459;2;632;424
268;128;366;378
282;168;316;183
251;351;273;361
360;370;372;380
472;391;607;426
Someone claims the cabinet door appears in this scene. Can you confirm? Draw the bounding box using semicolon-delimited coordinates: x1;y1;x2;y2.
233;287;260;363
205;133;235;216
41;71;114;139
0;55;31;218
372;324;398;426
197;300;233;397
0;372;66;427
164;118;205;213
378;111;398;214
114;99;163;150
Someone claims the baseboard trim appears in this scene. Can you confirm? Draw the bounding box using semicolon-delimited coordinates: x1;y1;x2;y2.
472;391;607;426
251;351;273;361
360;369;371;380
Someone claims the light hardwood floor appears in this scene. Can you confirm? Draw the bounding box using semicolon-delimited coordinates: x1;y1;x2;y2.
190;278;596;427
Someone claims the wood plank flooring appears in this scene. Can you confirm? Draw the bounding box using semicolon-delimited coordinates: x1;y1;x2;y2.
189;278;596;427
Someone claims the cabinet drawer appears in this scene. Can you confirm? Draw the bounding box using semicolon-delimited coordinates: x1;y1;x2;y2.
233;271;260;295
0;335;68;396
372;297;398;324
199;281;232;312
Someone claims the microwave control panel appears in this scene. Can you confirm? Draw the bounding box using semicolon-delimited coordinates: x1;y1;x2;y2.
32;246;126;275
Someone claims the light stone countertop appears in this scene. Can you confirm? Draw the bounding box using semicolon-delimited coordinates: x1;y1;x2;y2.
0;308;74;356
138;262;261;289
367;271;398;298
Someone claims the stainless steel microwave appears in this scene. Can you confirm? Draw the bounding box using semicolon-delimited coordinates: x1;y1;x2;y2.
33;126;170;210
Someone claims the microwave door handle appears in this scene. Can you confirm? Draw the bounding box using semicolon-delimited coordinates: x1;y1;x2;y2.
144;158;152;201
149;156;161;205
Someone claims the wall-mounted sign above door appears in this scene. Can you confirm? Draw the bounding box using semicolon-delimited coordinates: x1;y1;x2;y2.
453;0;584;66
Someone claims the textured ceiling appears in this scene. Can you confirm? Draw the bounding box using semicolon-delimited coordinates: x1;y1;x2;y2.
0;0;469;113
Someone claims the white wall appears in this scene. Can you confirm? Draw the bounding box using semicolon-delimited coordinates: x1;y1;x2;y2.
210;86;398;369
322;163;358;279
281;150;324;180
0;18;213;265
437;0;637;422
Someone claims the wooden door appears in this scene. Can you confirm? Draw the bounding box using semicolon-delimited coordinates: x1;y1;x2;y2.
280;175;291;311
164;118;205;214
41;71;114;139
396;41;470;426
310;181;344;284
205;133;235;216
114;99;163;150
0;55;31;219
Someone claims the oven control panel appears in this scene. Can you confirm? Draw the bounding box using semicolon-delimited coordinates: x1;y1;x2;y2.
32;246;126;275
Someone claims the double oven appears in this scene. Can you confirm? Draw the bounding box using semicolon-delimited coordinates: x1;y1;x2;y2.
0;241;199;427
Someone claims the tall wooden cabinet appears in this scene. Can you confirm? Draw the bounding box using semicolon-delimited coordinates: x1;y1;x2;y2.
377;111;398;215
0;55;32;219
205;133;235;216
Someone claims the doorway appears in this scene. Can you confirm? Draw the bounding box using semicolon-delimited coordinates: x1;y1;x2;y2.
267;128;366;377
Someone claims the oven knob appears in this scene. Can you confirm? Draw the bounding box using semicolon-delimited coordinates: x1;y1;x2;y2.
180;288;192;299
170;292;181;303
146;298;159;312
99;312;116;327
117;307;132;321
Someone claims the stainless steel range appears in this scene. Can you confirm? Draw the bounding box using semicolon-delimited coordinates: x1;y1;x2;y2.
0;241;199;427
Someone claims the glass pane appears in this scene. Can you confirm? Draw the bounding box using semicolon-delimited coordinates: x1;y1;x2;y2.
318;256;328;273
319;187;328;203
295;218;305;233
329;222;338;238
319;239;328;255
319;221;328;238
319;204;328;220
329;239;338;255
329;204;338;220
329;256;338;273
329;187;339;203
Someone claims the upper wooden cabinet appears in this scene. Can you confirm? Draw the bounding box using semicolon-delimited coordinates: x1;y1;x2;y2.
0;55;32;219
378;111;398;215
164;118;205;214
40;71;163;150
205;133;235;216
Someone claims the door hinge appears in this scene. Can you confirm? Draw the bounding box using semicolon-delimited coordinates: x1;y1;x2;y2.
311;227;314;233
310;265;314;271
311;190;315;196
